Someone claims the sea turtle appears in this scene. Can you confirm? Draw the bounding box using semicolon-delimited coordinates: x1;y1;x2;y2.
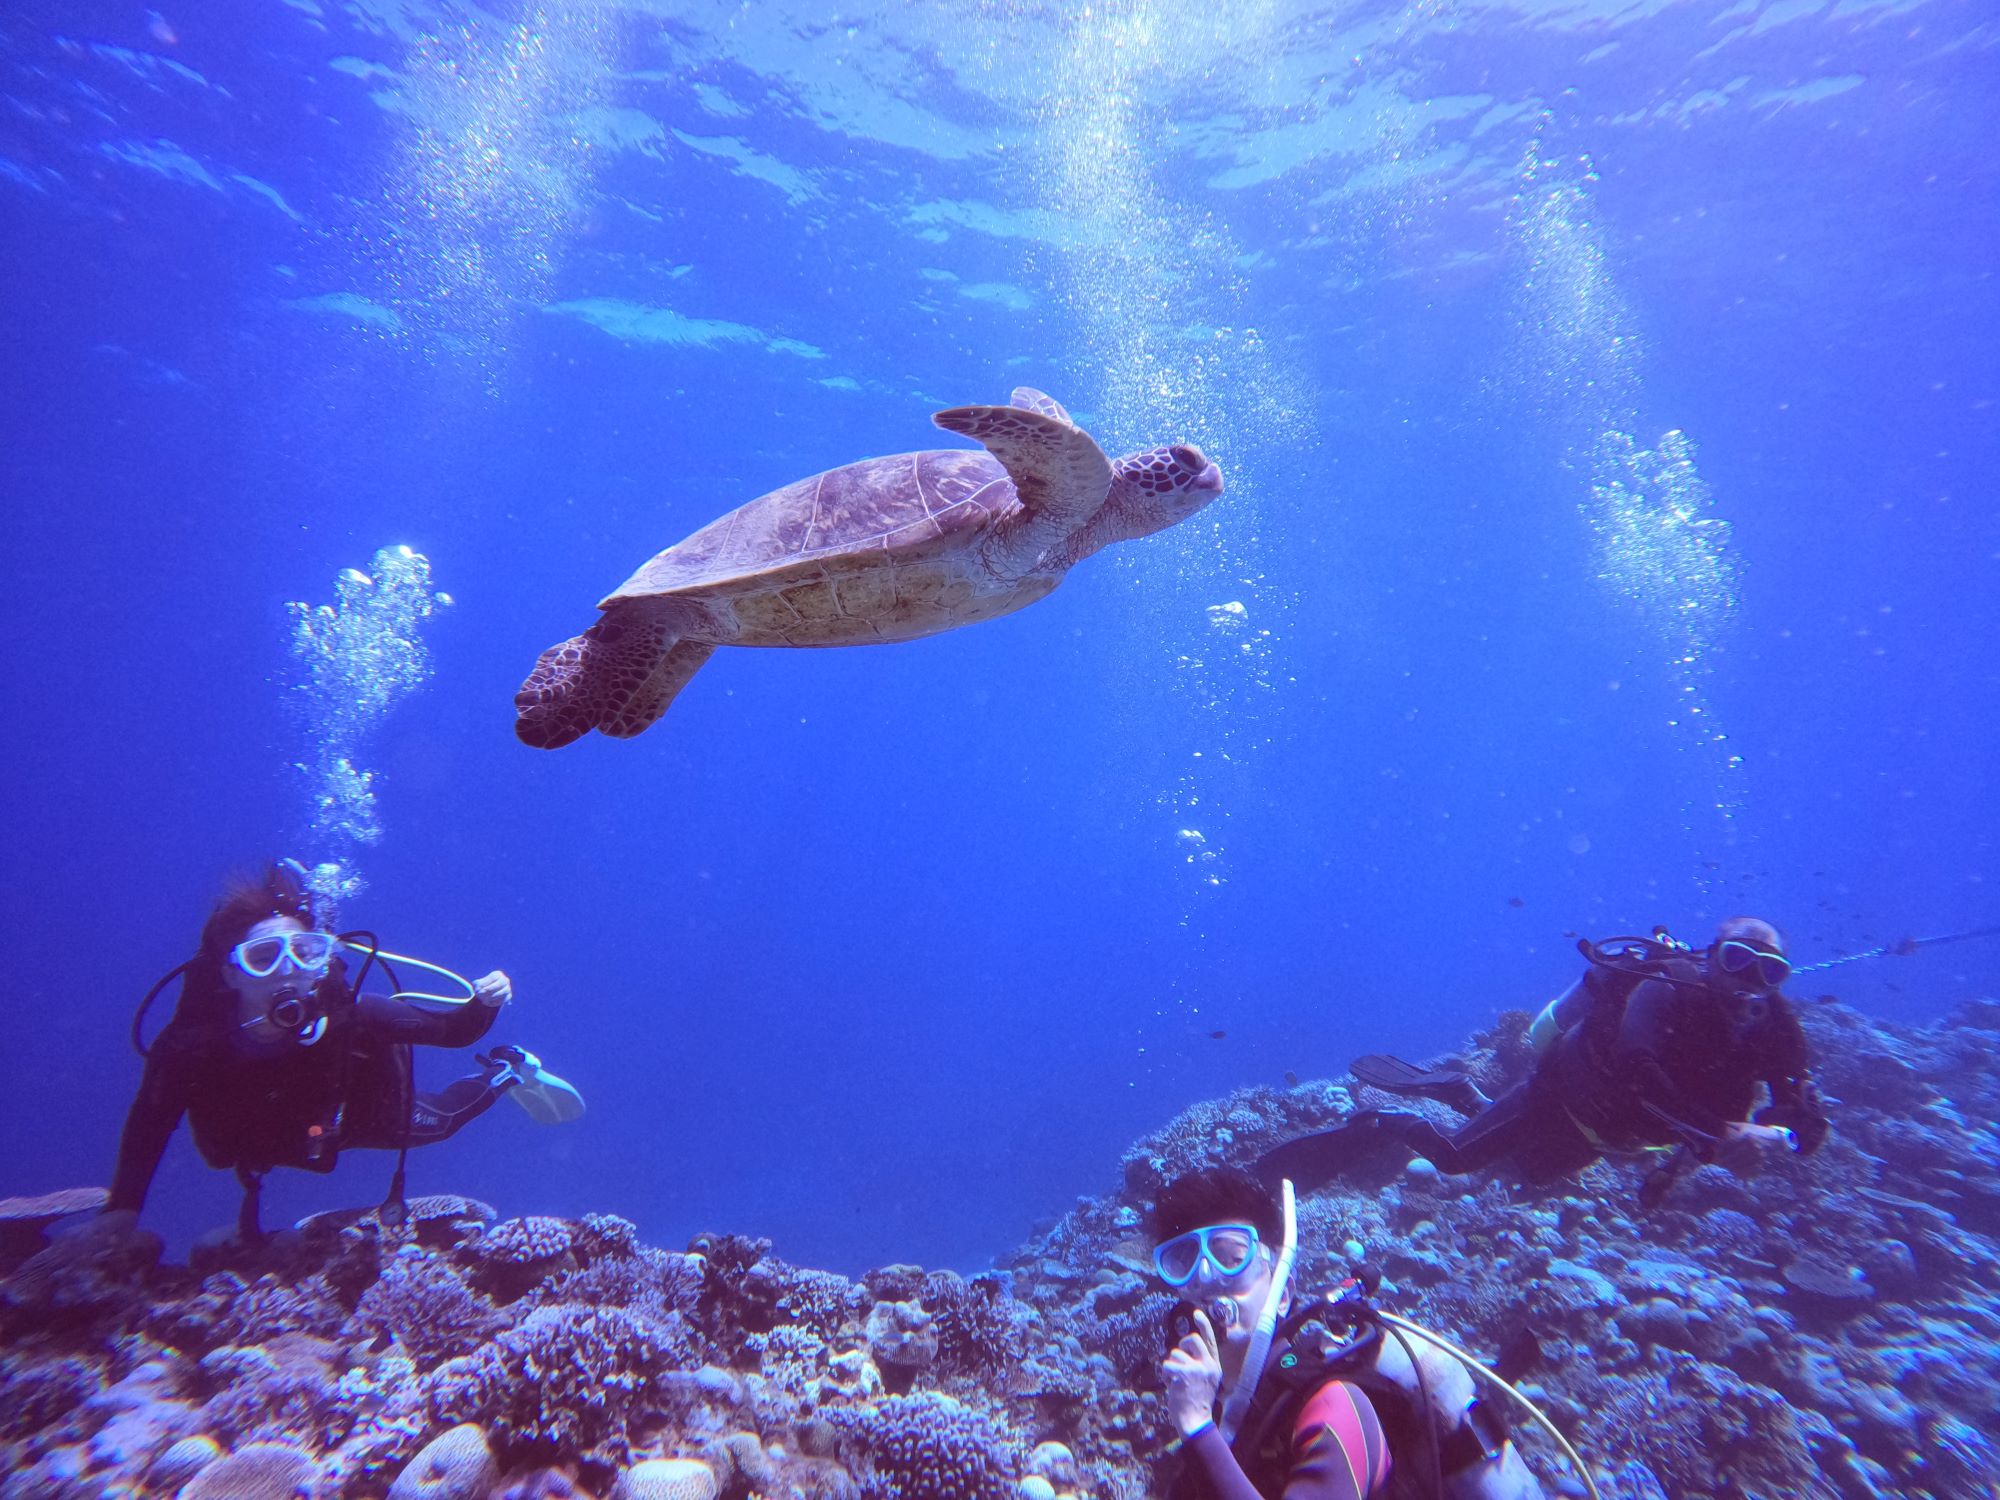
515;387;1224;747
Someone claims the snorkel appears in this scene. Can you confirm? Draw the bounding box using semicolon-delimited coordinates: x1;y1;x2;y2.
1219;1176;1297;1442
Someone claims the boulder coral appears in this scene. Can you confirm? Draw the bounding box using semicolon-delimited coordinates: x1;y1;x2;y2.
386;1421;500;1500
181;1440;317;1499
608;1456;718;1500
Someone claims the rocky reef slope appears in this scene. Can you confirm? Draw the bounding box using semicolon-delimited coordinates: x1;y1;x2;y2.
3;999;1997;1499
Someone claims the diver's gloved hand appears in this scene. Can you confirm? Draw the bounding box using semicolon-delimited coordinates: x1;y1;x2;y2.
472;970;512;1008
1724;1121;1799;1152
1755;1102;1828;1155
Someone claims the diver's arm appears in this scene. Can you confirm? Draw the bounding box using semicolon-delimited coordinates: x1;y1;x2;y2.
1743;999;1826;1151
1180;1425;1267;1500
1527;977;1588;1055
1611;984;1734;1149
354;981;504;1047
1180;1400;1381;1500
106;1047;194;1214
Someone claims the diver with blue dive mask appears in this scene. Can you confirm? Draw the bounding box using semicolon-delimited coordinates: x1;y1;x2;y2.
1153;1167;1569;1500
110;859;583;1241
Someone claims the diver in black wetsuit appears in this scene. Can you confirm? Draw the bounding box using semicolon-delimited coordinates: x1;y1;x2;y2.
109;860;582;1240
1258;917;1829;1207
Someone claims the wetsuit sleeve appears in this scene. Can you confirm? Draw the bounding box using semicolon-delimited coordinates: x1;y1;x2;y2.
1181;1383;1386;1500
107;1045;196;1213
353;990;501;1048
1611;981;1733;1152
1527;978;1586;1054
1754;1001;1830;1153
1287;1381;1390;1498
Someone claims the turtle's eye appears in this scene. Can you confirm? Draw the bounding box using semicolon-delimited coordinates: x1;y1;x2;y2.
1170;444;1206;474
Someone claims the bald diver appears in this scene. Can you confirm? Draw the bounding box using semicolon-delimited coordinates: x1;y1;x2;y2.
1258;918;1829;1208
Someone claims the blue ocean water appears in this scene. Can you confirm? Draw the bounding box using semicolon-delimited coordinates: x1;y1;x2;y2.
0;0;1993;1280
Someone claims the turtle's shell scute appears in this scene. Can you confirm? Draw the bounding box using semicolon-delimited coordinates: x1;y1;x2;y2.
605;449;1013;604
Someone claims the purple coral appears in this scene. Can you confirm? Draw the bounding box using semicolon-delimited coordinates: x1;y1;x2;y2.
430;1303;700;1467
478;1218;575;1267
180;1440;317;1500
472;1217;578;1303
921;1271;1024;1378
530;1247;706;1339
356;1249;506;1367
832;1393;1020;1500
0;1351;102;1443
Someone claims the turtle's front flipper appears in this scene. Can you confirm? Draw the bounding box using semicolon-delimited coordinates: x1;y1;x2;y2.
602;639;715;739
932;403;1112;534
515;610;713;748
1008;386;1072;422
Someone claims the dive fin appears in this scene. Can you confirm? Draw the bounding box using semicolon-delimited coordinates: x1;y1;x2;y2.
1351;1054;1489;1113
489;1047;586;1125
1253;1113;1419;1194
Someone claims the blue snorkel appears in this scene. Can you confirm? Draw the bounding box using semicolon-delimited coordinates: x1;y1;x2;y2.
1219;1176;1298;1443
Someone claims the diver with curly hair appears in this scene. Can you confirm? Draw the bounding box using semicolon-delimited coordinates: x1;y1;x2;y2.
110;859;583;1240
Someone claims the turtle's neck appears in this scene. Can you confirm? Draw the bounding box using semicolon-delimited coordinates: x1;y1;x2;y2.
1044;495;1147;573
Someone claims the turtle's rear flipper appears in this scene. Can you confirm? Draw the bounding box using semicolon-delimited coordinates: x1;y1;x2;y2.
515;613;712;748
1351;1054;1489;1115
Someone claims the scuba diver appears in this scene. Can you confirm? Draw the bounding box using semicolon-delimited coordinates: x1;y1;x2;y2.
1257;917;1829;1209
1153;1166;1566;1500
110;859;584;1240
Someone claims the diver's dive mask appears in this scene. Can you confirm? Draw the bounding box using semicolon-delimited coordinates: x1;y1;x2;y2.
231;928;338;978
1716;940;1790;989
227;922;339;1047
1153;1223;1264;1288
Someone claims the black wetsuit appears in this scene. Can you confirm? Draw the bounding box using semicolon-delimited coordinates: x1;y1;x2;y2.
1261;958;1827;1193
110;968;505;1215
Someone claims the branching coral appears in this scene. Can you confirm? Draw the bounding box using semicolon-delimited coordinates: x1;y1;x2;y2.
429;1304;699;1467
921;1271;1026;1379
831;1393;1020;1500
0;1353;102;1443
356;1248;506;1367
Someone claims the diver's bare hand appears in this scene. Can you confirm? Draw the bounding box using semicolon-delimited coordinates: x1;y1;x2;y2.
473;971;512;1008
1161;1308;1224;1437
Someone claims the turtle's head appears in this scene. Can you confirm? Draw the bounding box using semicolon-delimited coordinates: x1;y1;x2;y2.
1106;444;1225;540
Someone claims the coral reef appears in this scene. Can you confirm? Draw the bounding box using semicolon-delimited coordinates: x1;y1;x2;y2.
2;998;1997;1499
